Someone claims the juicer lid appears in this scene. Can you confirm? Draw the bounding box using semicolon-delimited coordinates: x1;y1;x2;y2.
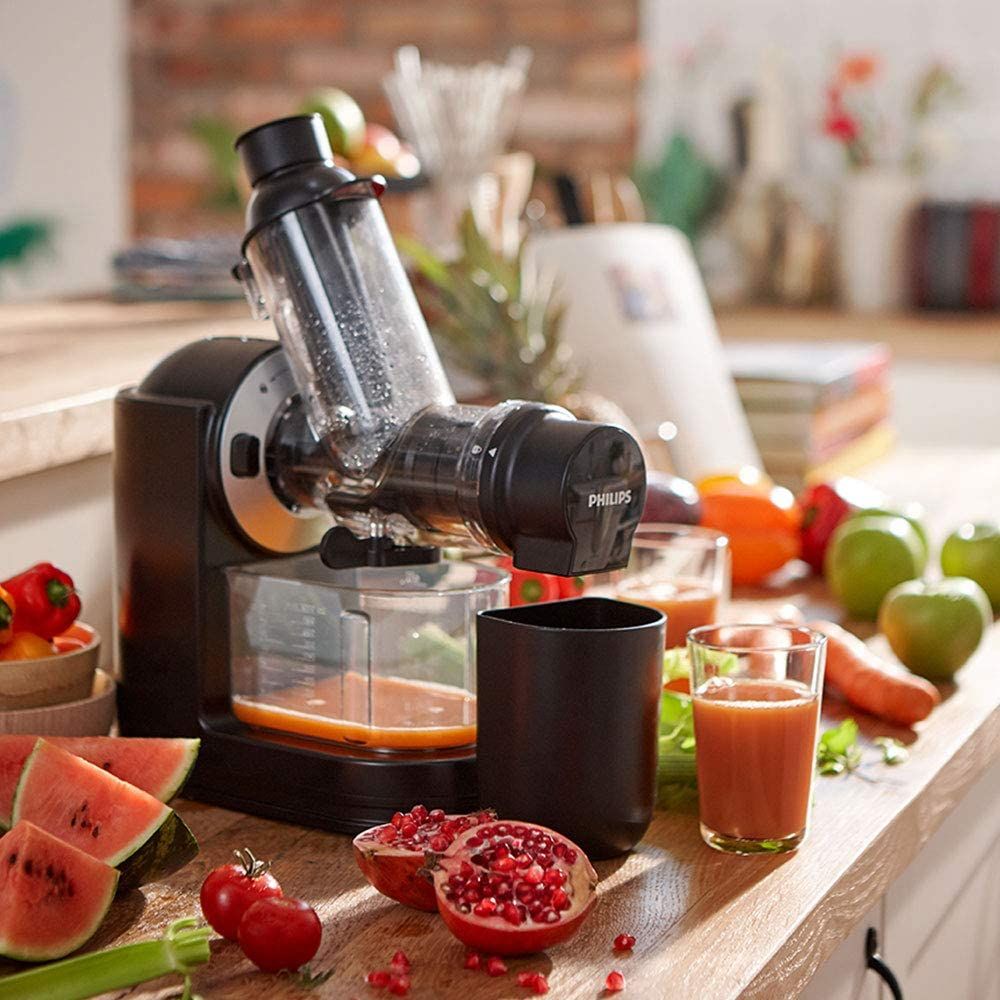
234;114;386;257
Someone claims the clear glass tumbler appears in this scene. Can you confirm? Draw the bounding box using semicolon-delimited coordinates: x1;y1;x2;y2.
688;624;826;855
615;524;730;649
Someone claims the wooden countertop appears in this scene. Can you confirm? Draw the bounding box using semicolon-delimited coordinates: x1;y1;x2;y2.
0;301;262;482
1;445;992;999
2;299;999;483
716;305;1000;364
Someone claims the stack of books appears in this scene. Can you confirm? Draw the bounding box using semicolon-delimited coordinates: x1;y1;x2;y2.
724;341;894;491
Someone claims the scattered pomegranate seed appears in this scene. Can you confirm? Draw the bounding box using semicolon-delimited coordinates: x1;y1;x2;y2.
605;970;626;992
613;933;636;952
365;969;391;987
463;950;483;970
390;950;411;971
387;973;411;996
486;955;508;976
517;971;549;993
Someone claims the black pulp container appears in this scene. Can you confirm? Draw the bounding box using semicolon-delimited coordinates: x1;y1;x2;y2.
476;597;665;860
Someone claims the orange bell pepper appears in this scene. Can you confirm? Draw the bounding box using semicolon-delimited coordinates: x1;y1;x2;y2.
699;483;802;586
0;632;56;661
0;586;14;644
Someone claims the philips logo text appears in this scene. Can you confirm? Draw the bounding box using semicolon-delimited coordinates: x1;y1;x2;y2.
588;490;632;509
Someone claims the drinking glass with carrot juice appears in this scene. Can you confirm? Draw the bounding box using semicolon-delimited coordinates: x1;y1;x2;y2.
615;525;730;649
688;624;826;855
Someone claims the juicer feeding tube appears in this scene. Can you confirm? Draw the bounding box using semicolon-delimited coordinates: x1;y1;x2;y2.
234;115;647;576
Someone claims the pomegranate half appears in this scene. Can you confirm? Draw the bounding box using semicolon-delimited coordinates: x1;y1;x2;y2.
430;821;598;955
353;804;495;911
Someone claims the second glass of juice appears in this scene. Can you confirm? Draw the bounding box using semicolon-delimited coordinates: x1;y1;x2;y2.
615;525;730;648
688;624;826;855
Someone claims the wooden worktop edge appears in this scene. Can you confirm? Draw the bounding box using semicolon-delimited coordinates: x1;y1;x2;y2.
743;702;1000;997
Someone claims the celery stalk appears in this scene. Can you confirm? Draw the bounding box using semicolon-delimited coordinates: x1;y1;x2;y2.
0;918;211;1000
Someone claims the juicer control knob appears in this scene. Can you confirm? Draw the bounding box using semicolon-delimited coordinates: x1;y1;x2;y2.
230;434;261;478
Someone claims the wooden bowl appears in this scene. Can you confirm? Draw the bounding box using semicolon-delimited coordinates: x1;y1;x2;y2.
0;668;116;735
0;622;99;711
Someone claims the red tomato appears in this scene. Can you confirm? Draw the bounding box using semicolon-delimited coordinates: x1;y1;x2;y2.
200;849;283;940
498;557;561;606
238;897;322;973
556;575;587;600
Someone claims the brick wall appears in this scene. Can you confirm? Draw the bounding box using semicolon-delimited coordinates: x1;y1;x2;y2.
129;0;641;237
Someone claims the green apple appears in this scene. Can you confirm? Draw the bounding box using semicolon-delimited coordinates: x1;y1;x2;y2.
879;578;992;679
850;503;929;572
300;88;366;158
941;522;1000;612
825;515;924;621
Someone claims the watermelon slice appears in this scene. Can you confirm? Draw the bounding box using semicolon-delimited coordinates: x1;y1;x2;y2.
0;820;118;961
0;735;199;830
11;741;198;886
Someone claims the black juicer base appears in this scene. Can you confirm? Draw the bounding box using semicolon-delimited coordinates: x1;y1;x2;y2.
185;727;478;835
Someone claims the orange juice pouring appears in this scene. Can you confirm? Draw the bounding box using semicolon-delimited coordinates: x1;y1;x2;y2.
616;526;730;648
688;624;826;855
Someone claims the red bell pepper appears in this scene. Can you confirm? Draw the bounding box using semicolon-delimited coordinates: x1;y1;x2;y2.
0;585;14;644
798;478;886;574
2;563;81;640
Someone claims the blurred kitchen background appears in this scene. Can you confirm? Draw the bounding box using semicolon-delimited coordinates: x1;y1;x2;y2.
2;0;1000;473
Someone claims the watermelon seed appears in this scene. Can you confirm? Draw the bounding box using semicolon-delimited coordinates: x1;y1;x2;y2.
23;859;32;875
102;761;112;770
92;826;100;839
7;853;16;866
70;817;76;827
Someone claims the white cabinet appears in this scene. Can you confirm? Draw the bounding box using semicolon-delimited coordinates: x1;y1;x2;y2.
883;757;1000;1000
803;757;1000;1000
800;902;884;1000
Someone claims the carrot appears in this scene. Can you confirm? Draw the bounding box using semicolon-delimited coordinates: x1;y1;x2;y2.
810;620;941;727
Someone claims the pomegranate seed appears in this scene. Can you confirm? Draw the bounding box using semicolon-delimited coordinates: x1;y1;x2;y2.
464;951;482;970
460;860;475;878
474;898;498;916
532;974;550;995
376;825;398;844
391;811;405;829
466;834;483;847
501;901;523;926
486;955;508;976
366;969;391;987
492;856;516;873
391;950;411;971
552;888;570;910
543;868;566;886
429;808;445;821
614;934;636;952
400;821;418;838
429;835;449;852
553;843;567;859
605;970;626;992
523;864;544;884
494;824;510;836
411;804;429;822
388;974;411;996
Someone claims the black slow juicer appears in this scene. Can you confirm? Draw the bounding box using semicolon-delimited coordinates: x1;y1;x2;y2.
115;115;646;833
